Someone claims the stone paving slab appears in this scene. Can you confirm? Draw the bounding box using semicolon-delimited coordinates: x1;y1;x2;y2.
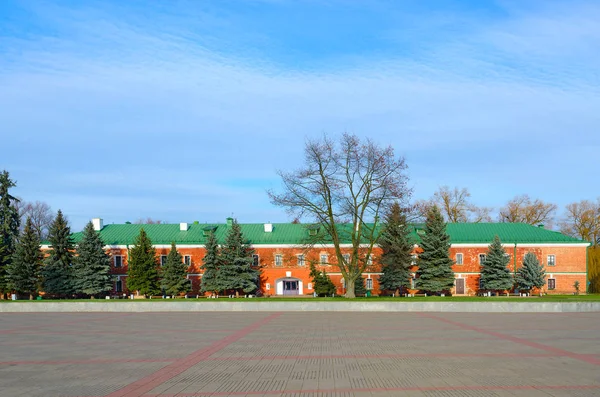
0;312;599;397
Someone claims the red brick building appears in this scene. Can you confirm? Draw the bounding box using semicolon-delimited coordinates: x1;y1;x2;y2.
52;218;589;296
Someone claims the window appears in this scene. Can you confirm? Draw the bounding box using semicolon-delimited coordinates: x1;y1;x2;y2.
410;275;416;289
160;255;167;266
320;254;328;265
307;282;313;290
184;255;191;266
366;278;373;290
297;254;305;267
115;279;122;292
252;254;260;267
547;255;556;267
411;254;417;266
343;254;350;263
366;255;373;266
114;255;122;268
548;278;556;290
478;254;486;265
341;278;346;288
479;277;484;290
275;254;283;267
456;253;463;265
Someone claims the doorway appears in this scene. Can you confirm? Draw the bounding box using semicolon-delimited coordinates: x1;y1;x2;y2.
455;278;465;295
283;280;299;295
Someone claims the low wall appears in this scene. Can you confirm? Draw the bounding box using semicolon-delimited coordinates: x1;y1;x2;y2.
1;301;600;312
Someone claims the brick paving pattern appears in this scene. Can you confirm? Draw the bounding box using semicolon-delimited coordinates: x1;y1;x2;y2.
0;311;599;396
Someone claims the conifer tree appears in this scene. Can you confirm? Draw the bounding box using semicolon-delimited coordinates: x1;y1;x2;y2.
310;264;335;296
354;276;366;297
378;202;414;296
72;221;112;298
415;206;455;294
7;217;42;299
127;228;159;297
200;231;220;296
160;242;191;296
515;252;546;293
42;210;75;297
217;220;258;296
0;170;20;297
480;235;513;293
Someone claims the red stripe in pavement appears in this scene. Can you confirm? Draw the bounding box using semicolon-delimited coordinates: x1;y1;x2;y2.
142;384;600;396
105;312;283;397
16;328;233;336
0;358;176;366
205;352;553;361
0;313;133;334
419;313;600;366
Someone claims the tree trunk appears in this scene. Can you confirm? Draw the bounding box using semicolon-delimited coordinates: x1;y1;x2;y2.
345;278;356;298
29;294;33;300
235;290;239;298
395;288;400;297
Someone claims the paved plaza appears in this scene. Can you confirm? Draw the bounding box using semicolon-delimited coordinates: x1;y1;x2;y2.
0;311;599;397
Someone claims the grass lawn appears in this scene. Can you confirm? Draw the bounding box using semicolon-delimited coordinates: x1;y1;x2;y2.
2;294;600;302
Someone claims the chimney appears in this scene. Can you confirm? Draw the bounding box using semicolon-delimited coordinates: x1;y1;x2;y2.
92;218;103;231
264;223;273;233
226;217;234;226
180;222;188;231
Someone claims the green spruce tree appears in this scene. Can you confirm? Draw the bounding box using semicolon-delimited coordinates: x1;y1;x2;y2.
0;170;20;298
127;228;159;297
160;242;191;297
378;202;414;296
42;210;75;297
515;252;546;293
217;220;258;297
72;221;112;298
7;217;42;299
354;276;366;297
200;231;220;296
480;235;513;294
310;263;335;297
415;205;455;294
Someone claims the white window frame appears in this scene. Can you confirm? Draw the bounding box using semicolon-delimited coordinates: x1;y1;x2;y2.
341;278;346;288
478;254;486;265
184;255;191;266
411;254;417;266
320;254;328;265
366;278;373;290
343;254;350;264
548;278;556;290
266;283;271;290
366;255;373;266
114;255;123;268
297;254;305;267
547;254;556;267
115;279;122;292
160;255;168;266
455;253;463;265
275;254;283;267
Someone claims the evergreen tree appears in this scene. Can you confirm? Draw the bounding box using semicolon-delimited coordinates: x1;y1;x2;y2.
415;206;455;294
480;235;513;293
217;220;258;296
7;217;42;299
72;221;112;298
354;276;366;297
127;228;159;297
160;242;191;296
0;170;20;297
378;202;414;296
515;252;546;293
200;231;220;295
42;210;75;297
309;263;336;297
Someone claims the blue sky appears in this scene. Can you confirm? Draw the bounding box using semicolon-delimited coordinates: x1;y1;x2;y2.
2;0;599;230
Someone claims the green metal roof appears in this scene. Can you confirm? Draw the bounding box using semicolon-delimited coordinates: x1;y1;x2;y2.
63;222;587;246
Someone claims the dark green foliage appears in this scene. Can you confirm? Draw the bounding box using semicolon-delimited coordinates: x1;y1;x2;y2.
127;228;159;296
42;210;75;296
480;235;513;292
415;206;455;294
515;252;546;292
72;222;112;297
378;202;413;295
0;170;20;294
309;263;336;297
354;277;366;297
7;217;42;298
217;220;258;295
160;242;191;296
200;232;220;295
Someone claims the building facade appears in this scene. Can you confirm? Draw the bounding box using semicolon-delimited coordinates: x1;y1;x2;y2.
54;218;589;296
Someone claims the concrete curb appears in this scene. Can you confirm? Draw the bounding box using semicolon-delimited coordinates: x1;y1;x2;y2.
1;301;600;312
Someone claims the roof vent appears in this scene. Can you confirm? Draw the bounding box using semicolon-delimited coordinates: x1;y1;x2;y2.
264;223;273;233
308;225;320;236
92;218;104;231
538;224;545;228
180;222;188;231
226;217;234;226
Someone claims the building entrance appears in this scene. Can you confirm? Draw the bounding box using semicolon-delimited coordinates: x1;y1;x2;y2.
283;280;299;295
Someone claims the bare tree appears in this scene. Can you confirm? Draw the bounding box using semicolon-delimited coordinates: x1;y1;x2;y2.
499;195;557;226
560;199;600;244
134;218;163;224
415;186;492;223
269;133;410;298
16;200;53;240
